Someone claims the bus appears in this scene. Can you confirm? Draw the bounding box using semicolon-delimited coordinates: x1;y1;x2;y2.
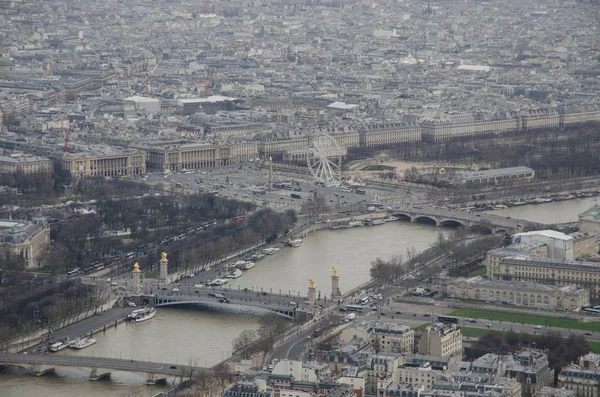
344;305;364;312
437;315;459;324
67;268;81;277
202;219;217;229
357;296;370;305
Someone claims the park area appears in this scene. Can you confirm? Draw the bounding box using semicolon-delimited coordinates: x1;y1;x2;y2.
449;308;600;332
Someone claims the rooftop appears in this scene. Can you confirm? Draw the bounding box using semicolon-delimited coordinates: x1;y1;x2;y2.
579;205;600;220
457;166;535;180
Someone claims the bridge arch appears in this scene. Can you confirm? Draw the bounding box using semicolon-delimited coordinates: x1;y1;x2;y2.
413;216;437;226
393;213;412;222
438;219;464;228
470;224;493;235
153;299;294;319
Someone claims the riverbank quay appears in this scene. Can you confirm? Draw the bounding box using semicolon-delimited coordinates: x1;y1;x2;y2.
2;296;126;354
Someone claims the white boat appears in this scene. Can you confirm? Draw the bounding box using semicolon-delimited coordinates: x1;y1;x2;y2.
128;307;156;323
208;278;229;286
225;269;244;278
234;260;247;267
49;339;73;352
263;248;280;255
70;337;97;349
242;262;255;270
349;221;363;227
288;239;303;247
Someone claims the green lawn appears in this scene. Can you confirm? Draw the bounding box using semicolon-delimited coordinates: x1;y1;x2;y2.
460;326;600;353
415;322;431;330
468;267;487;276
361;165;396;171
449;308;600;332
588;341;600;354
461;327;493;337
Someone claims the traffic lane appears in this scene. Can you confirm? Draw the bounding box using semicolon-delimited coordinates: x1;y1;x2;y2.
376;309;600;343
28;306;133;351
155;287;307;308
458;318;600;341
272;330;313;360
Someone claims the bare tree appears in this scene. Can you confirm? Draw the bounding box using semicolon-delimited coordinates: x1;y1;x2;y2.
301;194;329;219
179;358;199;383
212;363;234;394
232;329;258;359
258;313;288;351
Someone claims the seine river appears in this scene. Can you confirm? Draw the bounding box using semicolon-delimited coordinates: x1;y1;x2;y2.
1;197;595;396
0;221;448;396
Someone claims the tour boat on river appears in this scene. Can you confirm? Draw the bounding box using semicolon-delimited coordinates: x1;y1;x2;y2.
70;337;97;350
128;307;156;323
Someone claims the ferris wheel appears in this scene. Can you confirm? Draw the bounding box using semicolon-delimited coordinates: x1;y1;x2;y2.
307;134;344;187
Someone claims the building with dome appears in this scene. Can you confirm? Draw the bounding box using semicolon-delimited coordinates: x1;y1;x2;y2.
189;110;211;126
0;217;50;268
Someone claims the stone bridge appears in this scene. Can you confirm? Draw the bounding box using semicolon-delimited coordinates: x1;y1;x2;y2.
391;205;542;234
0;353;200;384
135;289;304;319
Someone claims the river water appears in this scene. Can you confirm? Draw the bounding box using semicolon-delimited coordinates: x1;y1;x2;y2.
3;197;595;396
489;196;599;224
0;221;447;396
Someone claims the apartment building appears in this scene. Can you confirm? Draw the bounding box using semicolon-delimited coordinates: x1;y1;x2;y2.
418;323;462;360
469;351;555;397
558;353;600;397
571;232;599;260
340;321;415;354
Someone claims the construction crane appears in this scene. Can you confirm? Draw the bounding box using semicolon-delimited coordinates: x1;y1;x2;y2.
64;128;72;152
194;71;212;97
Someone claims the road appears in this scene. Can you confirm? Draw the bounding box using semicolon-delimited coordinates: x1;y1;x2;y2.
22;306;133;354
